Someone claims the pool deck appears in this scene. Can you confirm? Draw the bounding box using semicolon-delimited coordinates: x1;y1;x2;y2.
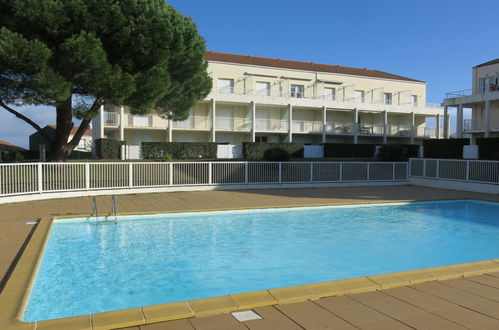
1;185;499;329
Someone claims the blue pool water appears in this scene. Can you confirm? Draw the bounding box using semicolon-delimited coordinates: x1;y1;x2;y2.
23;200;499;321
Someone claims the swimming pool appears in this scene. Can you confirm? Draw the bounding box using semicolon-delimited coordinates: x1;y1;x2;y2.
23;200;499;321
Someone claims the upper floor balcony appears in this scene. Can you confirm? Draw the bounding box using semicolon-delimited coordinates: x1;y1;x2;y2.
215;117;251;131
292;120;323;133
444;86;499;107
255;119;288;132
173;116;210;130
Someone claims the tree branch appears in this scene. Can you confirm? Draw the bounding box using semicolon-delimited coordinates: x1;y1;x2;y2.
67;98;103;148
0;99;54;144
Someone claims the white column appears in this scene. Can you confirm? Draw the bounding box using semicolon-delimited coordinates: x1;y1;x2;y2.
167;119;173;142
456;104;463;138
435;114;440;139
251;101;256;142
288;104;293;142
485;100;491;138
383;110;388;144
119;106;125;141
443;106;449;139
322;106;327;143
410;112;415;144
210;98;216;142
98;105;104;138
353;108;358;144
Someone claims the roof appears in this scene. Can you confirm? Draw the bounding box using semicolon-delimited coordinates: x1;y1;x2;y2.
0;140;25;151
205;51;424;83
47;125;92;136
474;58;499;68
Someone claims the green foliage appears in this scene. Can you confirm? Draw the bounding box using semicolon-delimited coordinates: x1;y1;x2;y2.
324;143;376;158
142;142;217;159
263;147;291;161
243;143;304;160
423;139;469;159
0;150;24;162
95;138;124;159
476;138;499;160
163;153;173;162
376;145;408;162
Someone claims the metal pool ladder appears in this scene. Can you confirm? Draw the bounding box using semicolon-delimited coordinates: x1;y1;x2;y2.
92;196;99;220
112;195;118;221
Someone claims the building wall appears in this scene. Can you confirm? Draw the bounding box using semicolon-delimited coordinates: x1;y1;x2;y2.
472;63;499;94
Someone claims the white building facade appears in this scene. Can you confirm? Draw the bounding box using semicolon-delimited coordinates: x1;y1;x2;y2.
444;58;499;141
92;52;445;152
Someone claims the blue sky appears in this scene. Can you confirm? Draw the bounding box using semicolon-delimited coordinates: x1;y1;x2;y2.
2;0;498;148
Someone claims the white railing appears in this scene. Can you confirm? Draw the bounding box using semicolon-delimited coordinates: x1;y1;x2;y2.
127;114;153;128
325;122;356;134
255;119;289;132
358;124;384;135
463;119;485;131
387;125;413;137
173;116;211;130
292;120;323;133
0;161;408;199
445;89;472;98
215;117;251;131
409;158;499;184
103;111;120;126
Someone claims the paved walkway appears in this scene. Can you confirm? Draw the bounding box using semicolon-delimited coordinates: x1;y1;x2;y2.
1;186;499;329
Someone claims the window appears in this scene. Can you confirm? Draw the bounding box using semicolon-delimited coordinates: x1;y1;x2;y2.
383;93;392;105
479;77;498;93
255;136;268;142
410;95;418;107
324;87;335;101
218;79;234;93
290;84;304;98
354;90;365;103
256;82;270;96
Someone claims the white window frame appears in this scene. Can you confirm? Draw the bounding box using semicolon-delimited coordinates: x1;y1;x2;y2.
290;84;304;98
255;81;271;96
383;93;392;105
324;87;336;101
410;95;418;107
218;78;234;94
354;90;365;103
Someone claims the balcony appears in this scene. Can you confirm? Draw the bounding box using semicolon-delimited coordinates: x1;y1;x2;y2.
325;122;356;134
292;120;322;133
215;117;251;131
387;125;412;137
463;119;485;132
255;119;288;132
173;116;210;130
358;124;384;135
414;126;441;138
127;114;153;128
103;111;120;127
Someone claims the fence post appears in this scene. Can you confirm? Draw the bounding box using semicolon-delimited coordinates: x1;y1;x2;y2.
169;162;173;186
339;162;343;182
129;163;133;188
392;162;396;181
85;163;90;190
367;162;370;181
278;162;282;183
466;160;470;181
38;163;43;193
436;159;440;179
244;162;248;184
208;162;212;185
423;159;426;177
309;162;313;182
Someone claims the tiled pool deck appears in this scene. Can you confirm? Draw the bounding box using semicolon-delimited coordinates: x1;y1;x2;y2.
1;186;499;329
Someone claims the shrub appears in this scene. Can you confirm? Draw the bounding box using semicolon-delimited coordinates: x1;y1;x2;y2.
243;142;304;160
476;137;499;160
0;150;24;163
142;142;217;159
423;139;469;159
377;145;407;161
263;147;291;161
324;143;376;158
163;153;173;162
95;138;125;159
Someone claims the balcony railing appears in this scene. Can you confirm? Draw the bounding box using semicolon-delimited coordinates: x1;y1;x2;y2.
127;114;153;128
103;111;120;126
255;119;288;132
358;124;384;135
387;125;413;137
215;117;251;131
292;120;323;133
463;119;485;131
445;89;473;98
173;116;210;130
325;122;356;134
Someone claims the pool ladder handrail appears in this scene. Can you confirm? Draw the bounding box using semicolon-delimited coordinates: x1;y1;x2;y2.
92;196;99;220
112;195;117;221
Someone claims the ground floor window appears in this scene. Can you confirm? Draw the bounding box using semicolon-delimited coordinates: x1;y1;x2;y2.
255;136;268;142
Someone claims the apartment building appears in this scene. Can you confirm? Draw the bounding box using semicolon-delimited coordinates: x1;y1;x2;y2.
443;58;499;141
92;52;444;154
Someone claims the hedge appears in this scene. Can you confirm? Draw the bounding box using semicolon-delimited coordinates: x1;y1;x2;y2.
141;142;217;159
243;142;304;160
423;139;469;159
95;138;125;159
0;150;24;163
376;144;419;161
477;137;499;160
324;143;376;158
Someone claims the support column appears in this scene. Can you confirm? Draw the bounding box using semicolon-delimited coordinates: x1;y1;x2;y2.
353;108;358;144
383;110;388;144
485;100;491;138
435;114;440;139
287;104;293;142
210;98;216;142
98;105;105;138
322;106;327;143
119;106;125;141
410;112;415;144
251;101;256;142
443;106;449;139
456;104;463;138
167;119;173;142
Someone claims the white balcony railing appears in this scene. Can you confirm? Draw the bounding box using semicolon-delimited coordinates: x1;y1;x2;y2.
255;119;288;132
445;89;473;98
463;119;485;131
215;117;251;131
292;120;323;133
173;116;210;130
127;114;153;128
387;125;413;137
103;111;120;126
358;124;384;135
325;122;356;134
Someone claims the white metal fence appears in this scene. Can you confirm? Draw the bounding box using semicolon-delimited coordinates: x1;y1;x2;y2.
0;161;408;198
409;158;499;184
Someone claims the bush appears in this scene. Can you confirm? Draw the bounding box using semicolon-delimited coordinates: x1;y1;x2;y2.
477;137;499;160
377;145;407;161
324;143;376;158
95;138;125;159
163;153;173;162
423;139;469;159
243;142;303;160
0;150;25;163
142;142;217;159
263;147;291;161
